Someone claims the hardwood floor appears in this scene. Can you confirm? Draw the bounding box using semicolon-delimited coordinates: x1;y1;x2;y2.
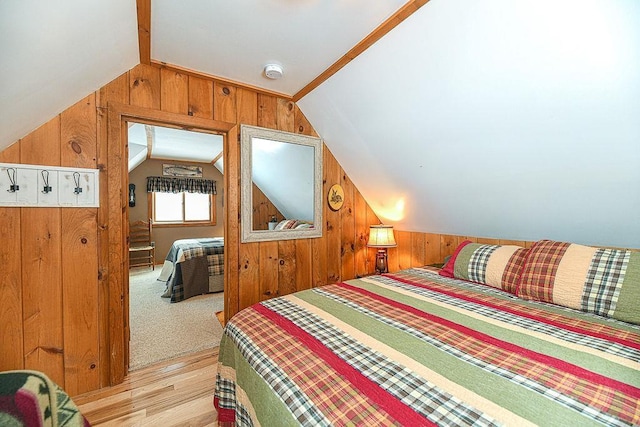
74;348;219;426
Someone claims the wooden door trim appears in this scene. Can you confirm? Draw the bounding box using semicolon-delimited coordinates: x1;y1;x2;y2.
106;102;234;385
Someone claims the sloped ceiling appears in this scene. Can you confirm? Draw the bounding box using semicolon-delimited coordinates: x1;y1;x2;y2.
299;0;640;248
151;0;408;96
1;0;639;248
0;0;139;150
127;123;224;172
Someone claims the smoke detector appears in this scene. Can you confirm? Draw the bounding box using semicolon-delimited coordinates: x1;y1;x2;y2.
264;64;284;80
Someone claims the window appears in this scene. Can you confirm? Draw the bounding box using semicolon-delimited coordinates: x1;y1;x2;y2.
152;191;216;226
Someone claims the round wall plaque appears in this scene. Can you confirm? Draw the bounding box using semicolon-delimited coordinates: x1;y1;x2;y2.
328;184;344;211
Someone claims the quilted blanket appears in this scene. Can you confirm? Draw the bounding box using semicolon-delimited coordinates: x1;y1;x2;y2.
215;268;640;426
0;370;89;427
158;237;224;302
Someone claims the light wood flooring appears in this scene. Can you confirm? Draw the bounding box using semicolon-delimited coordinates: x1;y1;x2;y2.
74;348;219;426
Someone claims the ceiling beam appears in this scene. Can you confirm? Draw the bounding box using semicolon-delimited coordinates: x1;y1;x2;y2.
144;125;154;159
292;0;431;102
136;0;151;64
211;151;223;166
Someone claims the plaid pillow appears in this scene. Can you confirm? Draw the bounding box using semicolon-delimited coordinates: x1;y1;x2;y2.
440;241;529;293
516;240;640;325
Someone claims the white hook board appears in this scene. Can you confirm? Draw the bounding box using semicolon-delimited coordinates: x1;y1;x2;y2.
0;163;99;207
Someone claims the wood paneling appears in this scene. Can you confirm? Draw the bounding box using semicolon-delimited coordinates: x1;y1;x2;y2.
62;208;100;395
259;241;278;300
258;94;277;129
340;173;355;280
188;76;214;119
324;149;342;285
0;144;22;372
161;68;188;114
130;65;160;109
19;120;63;383
21;209;63;385
213;82;237;123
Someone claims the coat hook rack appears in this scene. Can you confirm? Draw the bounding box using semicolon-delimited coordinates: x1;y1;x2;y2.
0;162;99;207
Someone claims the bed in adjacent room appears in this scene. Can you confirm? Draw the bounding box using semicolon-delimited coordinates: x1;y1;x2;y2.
214;240;640;426
158;237;224;302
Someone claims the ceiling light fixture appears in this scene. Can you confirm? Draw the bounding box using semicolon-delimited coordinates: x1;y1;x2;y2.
264;64;284;80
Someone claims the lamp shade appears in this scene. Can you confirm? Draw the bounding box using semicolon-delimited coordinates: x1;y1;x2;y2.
367;225;397;248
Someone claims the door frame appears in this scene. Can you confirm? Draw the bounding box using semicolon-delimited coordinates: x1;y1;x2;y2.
107;102;235;385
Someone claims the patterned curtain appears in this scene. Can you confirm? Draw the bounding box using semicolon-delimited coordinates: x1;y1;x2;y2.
146;176;216;194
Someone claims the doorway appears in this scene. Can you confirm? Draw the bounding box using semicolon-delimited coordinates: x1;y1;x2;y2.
106;103;235;383
126;122;225;370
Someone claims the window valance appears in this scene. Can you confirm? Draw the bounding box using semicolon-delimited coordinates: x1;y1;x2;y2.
146;176;217;195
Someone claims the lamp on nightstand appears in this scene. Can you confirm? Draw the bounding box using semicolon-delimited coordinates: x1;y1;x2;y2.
367;225;397;274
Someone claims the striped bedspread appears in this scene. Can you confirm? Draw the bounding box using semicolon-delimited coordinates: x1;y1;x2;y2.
214;268;640;426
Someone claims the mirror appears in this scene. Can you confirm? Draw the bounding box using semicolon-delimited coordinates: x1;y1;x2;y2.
241;124;323;243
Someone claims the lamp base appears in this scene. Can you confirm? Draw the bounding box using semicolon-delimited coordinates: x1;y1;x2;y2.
375;249;388;274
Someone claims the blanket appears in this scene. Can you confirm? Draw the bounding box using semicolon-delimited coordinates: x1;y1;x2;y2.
0;370;89;427
158;237;224;302
215;268;640;426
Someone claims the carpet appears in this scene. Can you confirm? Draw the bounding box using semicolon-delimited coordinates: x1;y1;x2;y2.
129;267;224;371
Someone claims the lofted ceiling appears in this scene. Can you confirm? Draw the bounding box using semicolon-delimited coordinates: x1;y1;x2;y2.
151;0;409;96
1;0;639;247
127;123;224;172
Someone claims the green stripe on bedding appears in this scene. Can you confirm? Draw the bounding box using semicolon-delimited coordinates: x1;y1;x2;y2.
348;279;639;385
453;244;476;281
296;289;602;427
219;334;301;427
615;253;640;325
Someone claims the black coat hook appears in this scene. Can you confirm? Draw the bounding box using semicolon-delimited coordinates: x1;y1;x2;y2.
41;170;52;193
6;168;19;192
73;172;83;195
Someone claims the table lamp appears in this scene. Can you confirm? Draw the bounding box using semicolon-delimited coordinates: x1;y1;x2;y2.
367;225;397;274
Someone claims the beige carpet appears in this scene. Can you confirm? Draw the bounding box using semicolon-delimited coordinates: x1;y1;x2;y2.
129;267;224;371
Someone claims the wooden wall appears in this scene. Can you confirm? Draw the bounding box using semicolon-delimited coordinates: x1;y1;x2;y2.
0;61;550;397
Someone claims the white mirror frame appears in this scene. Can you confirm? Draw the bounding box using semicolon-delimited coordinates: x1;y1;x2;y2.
240;124;323;243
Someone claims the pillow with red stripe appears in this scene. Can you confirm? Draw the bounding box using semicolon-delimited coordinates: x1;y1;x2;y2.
440;240;529;293
516;240;640;325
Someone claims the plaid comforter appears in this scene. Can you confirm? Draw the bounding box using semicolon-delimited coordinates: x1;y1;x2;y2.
160;237;224;302
215;268;640;426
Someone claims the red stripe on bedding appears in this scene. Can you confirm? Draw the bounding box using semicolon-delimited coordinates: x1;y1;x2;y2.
338;282;640;399
387;273;640;351
214;396;236;423
253;304;436;427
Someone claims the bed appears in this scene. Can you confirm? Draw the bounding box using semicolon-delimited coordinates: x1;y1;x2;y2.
158;237;224;302
214;240;640;426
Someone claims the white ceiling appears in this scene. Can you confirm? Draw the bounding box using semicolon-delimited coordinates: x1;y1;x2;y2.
2;0;639;248
151;0;407;95
299;0;640;247
128;123;224;172
0;0;139;151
